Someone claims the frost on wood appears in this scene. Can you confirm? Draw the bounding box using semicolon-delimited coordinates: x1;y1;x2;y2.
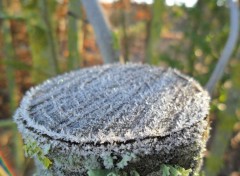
14;63;210;175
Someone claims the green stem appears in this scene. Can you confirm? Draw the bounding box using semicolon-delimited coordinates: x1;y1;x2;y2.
120;0;130;62
0;120;16;127
14;131;25;174
67;0;82;70
0;0;17;114
39;0;59;74
22;0;59;83
146;0;164;65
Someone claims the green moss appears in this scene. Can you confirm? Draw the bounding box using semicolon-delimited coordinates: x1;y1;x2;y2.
23;139;52;169
87;169;139;176
117;153;137;169
160;164;192;176
87;163;195;176
87;152;138;176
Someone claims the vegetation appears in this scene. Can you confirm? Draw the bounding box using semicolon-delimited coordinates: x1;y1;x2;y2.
0;0;240;175
87;164;193;176
23;141;52;169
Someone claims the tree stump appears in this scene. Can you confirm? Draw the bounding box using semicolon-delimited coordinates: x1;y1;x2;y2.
14;64;210;176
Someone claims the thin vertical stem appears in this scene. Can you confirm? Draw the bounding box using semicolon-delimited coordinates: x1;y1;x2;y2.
0;0;17;114
120;0;130;62
14;129;25;174
39;0;59;74
146;0;164;64
22;0;59;83
67;0;82;69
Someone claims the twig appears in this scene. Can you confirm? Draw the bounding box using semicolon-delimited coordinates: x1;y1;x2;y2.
40;0;59;74
67;0;82;69
0;0;17;114
205;0;239;94
119;0;130;62
23;1;59;83
0;120;16;127
81;0;118;63
146;0;164;64
14;130;25;172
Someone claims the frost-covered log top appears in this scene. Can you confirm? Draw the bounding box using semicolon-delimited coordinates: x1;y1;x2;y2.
15;64;210;144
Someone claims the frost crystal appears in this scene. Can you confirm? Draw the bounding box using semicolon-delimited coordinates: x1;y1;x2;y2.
14;63;210;175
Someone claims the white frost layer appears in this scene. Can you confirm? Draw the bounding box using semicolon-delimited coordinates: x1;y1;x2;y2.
14;63;210;144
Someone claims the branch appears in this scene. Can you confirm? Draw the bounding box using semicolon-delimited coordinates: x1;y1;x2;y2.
68;0;82;69
0;0;17;114
81;0;118;63
40;0;59;74
205;0;239;94
146;0;164;64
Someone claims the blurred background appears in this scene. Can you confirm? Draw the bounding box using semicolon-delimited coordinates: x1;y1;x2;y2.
0;0;240;175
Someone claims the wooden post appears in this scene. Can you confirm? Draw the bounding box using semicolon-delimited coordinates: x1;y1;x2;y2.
14;64;210;175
